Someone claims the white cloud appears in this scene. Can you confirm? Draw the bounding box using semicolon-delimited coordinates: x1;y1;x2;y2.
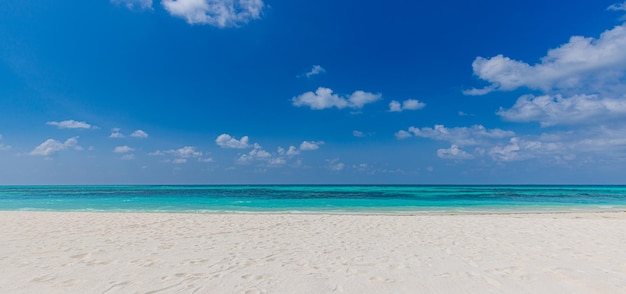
46;120;95;129
155;146;203;164
608;2;626;11
437;145;474;160
497;94;626;126
167;146;202;158
299;141;324;151
353;130;365;137
216;134;250;149
465;23;626;95
327;159;345;171
489;138;523;162
389;99;426;112
402;121;626;163
162;0;264;28
237;139;323;165
402;99;426;110
148;150;164;156
399;124;515;145
110;128;149;138
462;85;497;96
349;90;383;108
301;65;326;78
292;87;347;110
292;87;382;110
286;146;299;155
109;128;125;138
389;100;402;112
237;147;272;164
113;145;135;153
488;137;563;162
395;130;412;140
130;129;149;138
111;0;152;10
30;137;80;156
277;141;323;157
267;157;286;166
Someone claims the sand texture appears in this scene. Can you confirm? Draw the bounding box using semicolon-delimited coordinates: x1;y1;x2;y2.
1;211;625;293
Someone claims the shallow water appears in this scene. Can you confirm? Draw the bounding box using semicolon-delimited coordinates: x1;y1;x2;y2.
1;185;625;213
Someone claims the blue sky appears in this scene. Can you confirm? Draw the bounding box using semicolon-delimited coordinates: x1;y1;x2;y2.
2;0;626;184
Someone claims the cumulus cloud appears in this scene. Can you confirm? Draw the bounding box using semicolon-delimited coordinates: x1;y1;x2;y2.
111;0;152;10
29;137;81;156
46;120;95;129
237;145;271;164
397;124;514;145
349;91;383;108
292;87;382;110
153;146;206;164
130;130;149;138
299;141;324;151
238;139;323;166
327;159;345;171
109;128;149;138
352;130;365;137
402;123;626;163
465;23;626;95
162;0;264;27
113;145;135;153
167;146;203;158
389;99;426;112
287;146;299;155
608;1;626;11
437;145;474;160
277;141;324;157
148;150;164;156
489;139;523;162
216;134;250;149
394;130;412;140
488;137;563;162
300;65;326;78
109;128;125;138
388;101;402;112
497;94;626;126
278;145;299;156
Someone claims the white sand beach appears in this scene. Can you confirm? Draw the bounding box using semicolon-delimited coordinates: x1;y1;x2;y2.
1;211;625;293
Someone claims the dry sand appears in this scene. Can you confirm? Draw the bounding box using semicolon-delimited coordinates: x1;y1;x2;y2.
0;211;625;293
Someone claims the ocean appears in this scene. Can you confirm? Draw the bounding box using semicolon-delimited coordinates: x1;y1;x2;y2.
1;185;625;213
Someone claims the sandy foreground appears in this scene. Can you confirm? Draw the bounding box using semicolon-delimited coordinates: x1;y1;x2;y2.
1;211;625;293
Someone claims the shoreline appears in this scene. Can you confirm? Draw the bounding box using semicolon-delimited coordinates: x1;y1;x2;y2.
2;207;626;216
2;211;625;293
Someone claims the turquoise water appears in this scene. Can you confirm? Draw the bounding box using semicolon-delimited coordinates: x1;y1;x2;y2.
1;185;625;213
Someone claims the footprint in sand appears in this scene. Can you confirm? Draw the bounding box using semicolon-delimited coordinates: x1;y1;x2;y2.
241;274;271;280
70;253;90;260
